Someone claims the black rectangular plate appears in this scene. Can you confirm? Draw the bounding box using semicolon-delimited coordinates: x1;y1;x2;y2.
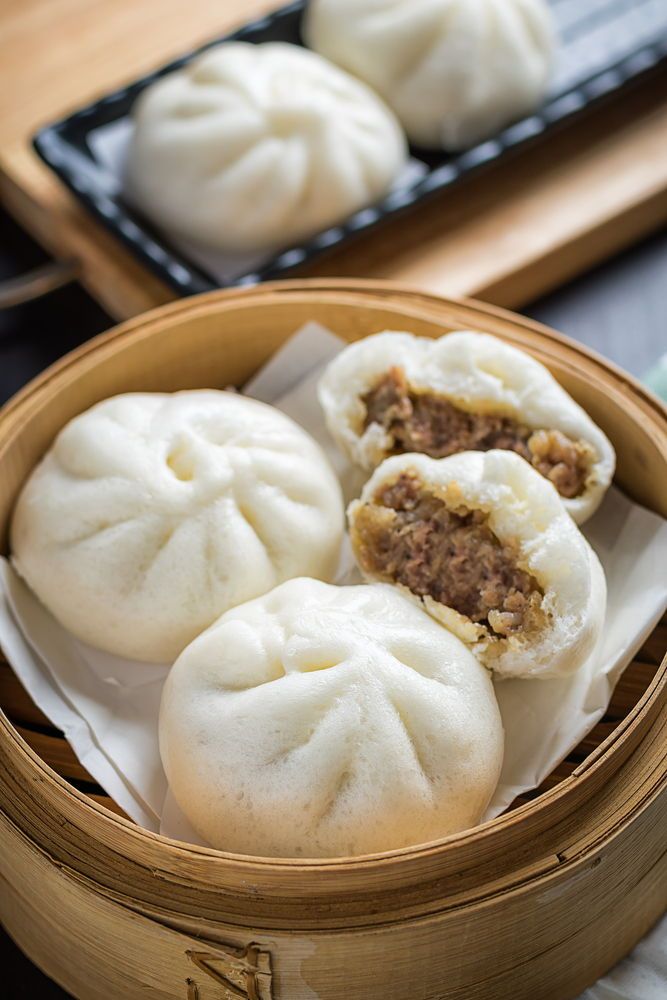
34;0;667;297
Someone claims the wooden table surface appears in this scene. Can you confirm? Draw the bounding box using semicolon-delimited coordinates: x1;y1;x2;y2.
1;0;667;319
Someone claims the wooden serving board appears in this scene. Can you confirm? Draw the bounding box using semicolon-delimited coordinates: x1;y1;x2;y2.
2;0;667;321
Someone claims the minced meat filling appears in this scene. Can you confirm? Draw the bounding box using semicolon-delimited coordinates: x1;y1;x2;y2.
353;473;545;638
361;367;591;499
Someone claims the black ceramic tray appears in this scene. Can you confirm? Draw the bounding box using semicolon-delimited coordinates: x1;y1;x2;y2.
34;0;667;296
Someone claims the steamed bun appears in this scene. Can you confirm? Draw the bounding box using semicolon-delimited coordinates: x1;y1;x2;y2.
348;450;606;679
305;0;556;149
159;578;504;857
318;330;615;524
11;391;344;663
124;41;407;253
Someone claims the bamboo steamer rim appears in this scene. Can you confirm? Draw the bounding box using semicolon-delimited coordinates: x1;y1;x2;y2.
2;278;666;429
0;278;665;898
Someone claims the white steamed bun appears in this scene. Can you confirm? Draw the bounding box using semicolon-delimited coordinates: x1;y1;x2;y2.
305;0;556;149
348;450;606;679
159;578;504;857
11;391;344;663
124;41;407;253
318;329;615;524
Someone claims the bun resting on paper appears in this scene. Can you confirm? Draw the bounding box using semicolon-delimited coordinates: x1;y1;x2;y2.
10;391;344;663
124;41;407;254
348;451;606;680
304;0;556;150
318;329;615;524
159;578;504;857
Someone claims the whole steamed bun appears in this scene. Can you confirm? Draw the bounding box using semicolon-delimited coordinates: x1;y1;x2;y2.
159;578;504;857
305;0;556;149
11;391;344;663
124;41;407;253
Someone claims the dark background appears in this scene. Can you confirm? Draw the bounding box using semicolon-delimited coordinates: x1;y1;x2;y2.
0;206;665;996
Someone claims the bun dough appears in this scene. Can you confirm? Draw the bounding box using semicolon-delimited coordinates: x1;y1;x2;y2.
305;0;556;149
319;330;615;524
125;41;407;253
159;578;503;857
11;391;344;663
348;451;606;679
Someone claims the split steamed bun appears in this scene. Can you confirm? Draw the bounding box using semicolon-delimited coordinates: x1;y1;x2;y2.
159;578;504;857
319;330;615;524
10;391;344;663
348;451;606;679
305;0;556;149
124;41;407;253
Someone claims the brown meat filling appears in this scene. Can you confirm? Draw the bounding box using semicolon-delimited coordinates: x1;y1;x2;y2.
353;473;545;638
362;367;591;499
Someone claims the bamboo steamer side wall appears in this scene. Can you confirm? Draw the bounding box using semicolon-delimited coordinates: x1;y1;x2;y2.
2;719;666;1000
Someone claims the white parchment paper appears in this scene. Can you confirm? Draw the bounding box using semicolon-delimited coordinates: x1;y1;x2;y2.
1;322;666;844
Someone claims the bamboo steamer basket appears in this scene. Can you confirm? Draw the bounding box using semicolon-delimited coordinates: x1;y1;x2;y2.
0;280;665;1000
